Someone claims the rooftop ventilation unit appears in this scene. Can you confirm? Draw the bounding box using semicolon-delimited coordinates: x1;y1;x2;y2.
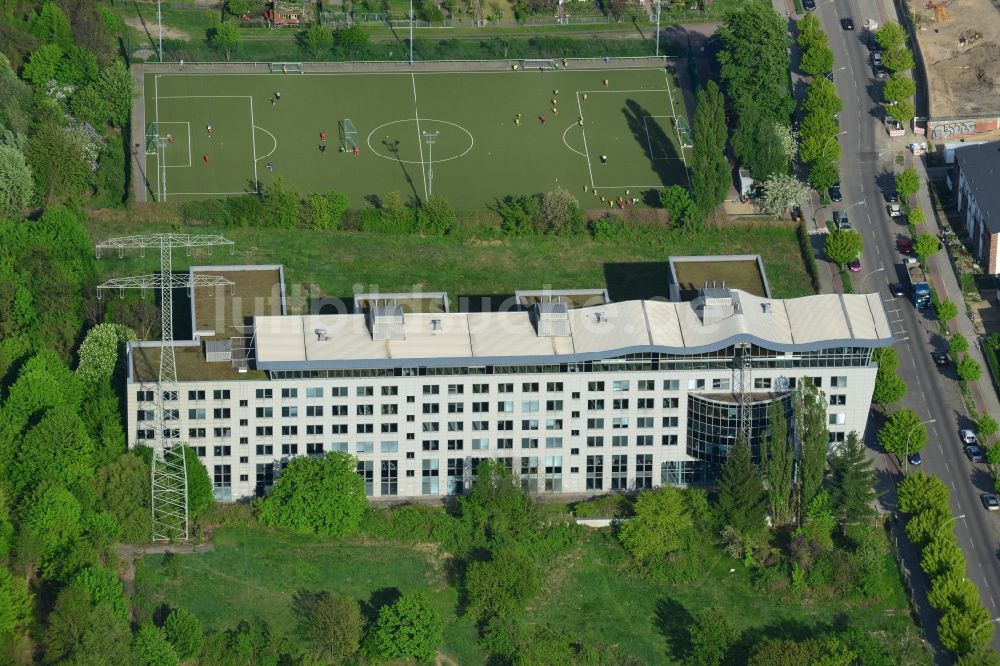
762;303;772;314
595;311;607;324
535;301;571;337
315;327;328;341
368;305;405;341
431;319;442;332
696;286;739;325
204;338;232;362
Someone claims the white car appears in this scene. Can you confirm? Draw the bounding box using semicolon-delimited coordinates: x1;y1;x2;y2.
960;429;978;445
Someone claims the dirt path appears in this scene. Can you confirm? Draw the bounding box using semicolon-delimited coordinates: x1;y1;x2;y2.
125;16;192;41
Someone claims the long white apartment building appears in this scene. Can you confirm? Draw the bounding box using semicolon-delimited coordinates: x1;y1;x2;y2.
125;259;894;501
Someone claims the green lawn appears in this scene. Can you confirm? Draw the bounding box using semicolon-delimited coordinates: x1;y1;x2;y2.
142;67;689;207
84;219;815;305
132;525;926;664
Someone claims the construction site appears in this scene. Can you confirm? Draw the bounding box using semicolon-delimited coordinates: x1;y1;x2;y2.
909;0;1000;135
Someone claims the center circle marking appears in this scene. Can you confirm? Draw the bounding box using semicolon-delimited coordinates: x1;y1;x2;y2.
366;119;475;164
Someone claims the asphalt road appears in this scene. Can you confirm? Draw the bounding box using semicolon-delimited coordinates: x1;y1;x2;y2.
815;0;1000;653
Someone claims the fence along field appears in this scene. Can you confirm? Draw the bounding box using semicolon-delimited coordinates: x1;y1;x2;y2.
141;62;691;208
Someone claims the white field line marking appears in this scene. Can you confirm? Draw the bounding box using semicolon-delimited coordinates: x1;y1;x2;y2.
249;98;259;192
253;126;278;161
642;115;680;161
155;75;161;200
662;68;691;189
561;124;587;157
592;184;673;189
156;95;255;99
576;92;594;190
412;74;428;201
153;68;673;78
166;191;255;196
576;89;670;94
158;122;191;167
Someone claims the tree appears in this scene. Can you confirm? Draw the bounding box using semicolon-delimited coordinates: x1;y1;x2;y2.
208;23;240;61
20;483;82;568
950;333;969;356
333;25;369;60
907;206;925;227
928;572;981;612
44;582;134;665
690;80;730;219
300;22;333;58
73;565;129;623
133;624;179;666
32;2;74;48
921;533;965;579
96;60;134;128
257;451;367;537
24;121;91;204
796;13;826;51
956;356;982;382
0;145;33;219
871;347;907;406
0;567;32;636
977;413;998;446
418;192;456;235
898;472;950;514
619;485;694;562
293;591;363;661
828;431;878;524
794;379;829;511
879;408;928;459
689;606;740;666
938;603;994;656
303;191;348;230
803;76;843;118
936;298;958;324
875;21;907;51
76;322;134;385
882;47;915;73
732;104;790;181
716;434;766;533
661;185;697;229
800;43;835;77
888;99;915;125
761;401;794;525
363;591;443;662
906;506;951;546
895;168;920;199
808;158;840;191
164;607;203;660
165;445;213;521
913;232;939;260
758;173;809;216
883;75;916;103
93;451;152;543
457;459;538;549
464;547;541;620
539;187;578;234
824;229;864;265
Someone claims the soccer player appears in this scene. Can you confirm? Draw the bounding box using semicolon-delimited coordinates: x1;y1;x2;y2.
539;114;546;124
207;124;213;136
166;134;174;143
266;162;274;171
582;93;588;101
551;98;557;106
603;79;609;88
353;146;360;156
600;154;608;164
203;154;209;165
320;131;326;142
275;91;282;100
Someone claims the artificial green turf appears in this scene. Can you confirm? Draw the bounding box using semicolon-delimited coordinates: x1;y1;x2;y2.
142;67;689;207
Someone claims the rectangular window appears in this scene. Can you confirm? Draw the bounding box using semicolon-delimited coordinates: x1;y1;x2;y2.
447;439;464;450
422;422;439;432
586;455;604;490
636;435;653;447
306;424;323;435
306;442;324;455
638;379;655;391
587;418;604;429
188;390;206;401
545;418;563;430
521;437;539;449
194;447;207;457
612;399;629;410
753;377;772;389
422;440;440;451
330;442;348;452
255;426;272;436
611;455;628;490
422;385;440;395
663;379;679;390
830;394;846;405
331;405;347;416
544;456;563;491
381;404;398;415
306;405;324;417
688;379;706;390
497;420;514;431
587;399;605;410
828;413;846;426
546;400;563;411
447;384;464;395
281;406;298;417
663;397;679;409
636;417;654;428
612;417;629;429
213;464;232;500
136;389;154;402
497;438;513;449
214;408;231;419
498;401;514;412
612;380;630;392
447;421;464;432
188;427;206;438
357;404;373;416
522;382;539;392
471;438;489;450
381;386;398;396
255;407;273;418
380;440;398;453
521;419;539;431
380;423;398;433
521;400;539;412
281;443;298;455
473;383;489;394
662;416;679;428
831;376;848;388
587;435;604;447
255;463;274;496
188;408;206;420
712;378;731;390
422;459;439;495
380;460;398;496
136;409;155;421
255;444;273;455
356;441;374;453
546;381;564;392
136;429;154;440
472;420;488;431
446;458;464;494
498;383;514;393
588;381;605;391
448;402;464;413
280;388;297;399
331;424;348;433
306;387;323;398
422;404;439;414
612;435;628;447
357;461;373;496
281;425;298;436
357;386;373;397
213;445;231;457
331;387;348;397
545;437;563;449
662;434;679;446
635;454;653;489
637;398;654;409
255;389;272;399
214;427;231;438
520;456;539;492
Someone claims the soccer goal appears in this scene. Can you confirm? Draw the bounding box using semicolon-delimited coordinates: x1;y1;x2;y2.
145;123;159;155
269;62;304;74
339;119;358;151
675;116;693;148
522;59;556;70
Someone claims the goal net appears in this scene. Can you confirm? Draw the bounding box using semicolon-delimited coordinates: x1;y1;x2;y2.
675;116;693;148
522;59;556;70
145;123;159;154
339;119;358;150
269;62;304;73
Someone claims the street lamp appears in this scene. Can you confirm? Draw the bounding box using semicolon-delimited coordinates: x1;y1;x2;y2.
935;513;965;538
971;617;1000;640
819;131;849;161
409;0;414;65
858;266;884;293
844;199;867;213
903;418;936;473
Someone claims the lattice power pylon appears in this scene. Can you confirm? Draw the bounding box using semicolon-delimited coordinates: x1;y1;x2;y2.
97;234;235;541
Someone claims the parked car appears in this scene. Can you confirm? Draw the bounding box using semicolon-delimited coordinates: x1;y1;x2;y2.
849;258;862;272
833;211;851;230
841;17;855;29
907;452;923;466
871;51;883;67
874;66;889;79
982;493;1000;511
889;283;906;297
965;445;985;462
932;351;951;366
897;236;914;254
804;0;816;9
829;183;843;202
960;429;979;445
867;38;880;52
825;71;835;81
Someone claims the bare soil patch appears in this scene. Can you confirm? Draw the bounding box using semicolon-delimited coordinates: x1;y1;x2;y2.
125;16;192;41
912;0;1000;117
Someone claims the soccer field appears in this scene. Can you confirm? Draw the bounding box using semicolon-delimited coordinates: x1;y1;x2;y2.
142;66;691;209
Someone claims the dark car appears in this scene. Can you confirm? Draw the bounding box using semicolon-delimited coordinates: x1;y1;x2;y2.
849;257;862;273
897;237;914;254
965;445;985;463
874;66;889;79
833;211;851;230
885;192;900;203
841;17;855;29
932;351;951;366
867;38;880;52
907;452;923;466
825;71;834;81
829;184;843;202
889;283;906;297
803;0;816;9
982;493;1000;511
